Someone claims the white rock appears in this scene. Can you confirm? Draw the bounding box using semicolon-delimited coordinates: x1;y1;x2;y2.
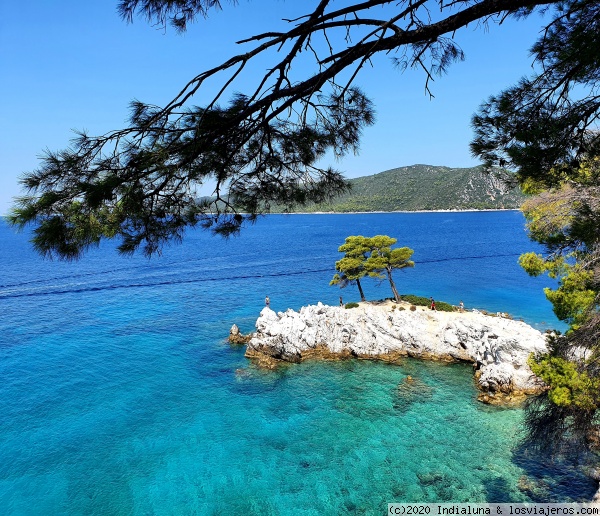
247;303;549;395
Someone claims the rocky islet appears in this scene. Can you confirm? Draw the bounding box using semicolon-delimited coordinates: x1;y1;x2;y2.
239;301;550;404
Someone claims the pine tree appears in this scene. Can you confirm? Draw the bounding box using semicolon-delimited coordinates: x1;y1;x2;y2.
514;158;600;452
364;235;415;302
330;236;372;302
471;0;600;187
331;235;414;303
470;0;600;452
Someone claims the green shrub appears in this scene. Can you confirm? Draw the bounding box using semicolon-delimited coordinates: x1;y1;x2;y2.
401;294;430;306
435;301;455;313
345;302;359;309
400;294;455;312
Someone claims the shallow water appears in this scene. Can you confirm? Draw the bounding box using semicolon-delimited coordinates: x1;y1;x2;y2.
0;212;594;515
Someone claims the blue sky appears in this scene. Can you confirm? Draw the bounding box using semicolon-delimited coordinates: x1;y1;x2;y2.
0;1;549;215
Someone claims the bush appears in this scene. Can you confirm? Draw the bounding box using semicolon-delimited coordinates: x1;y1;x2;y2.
400;294;455;312
435;302;455;313
345;302;359;309
397;306;405;311
401;294;430;306
410;305;417;311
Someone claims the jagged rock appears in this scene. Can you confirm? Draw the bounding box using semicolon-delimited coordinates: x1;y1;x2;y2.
228;324;251;345
245;302;549;399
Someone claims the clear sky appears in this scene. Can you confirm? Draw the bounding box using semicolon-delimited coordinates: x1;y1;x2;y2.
0;1;549;215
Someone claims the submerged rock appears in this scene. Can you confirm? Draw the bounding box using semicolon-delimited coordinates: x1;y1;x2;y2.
394;375;434;412
417;471;447;486
517;475;550;499
245;302;549;400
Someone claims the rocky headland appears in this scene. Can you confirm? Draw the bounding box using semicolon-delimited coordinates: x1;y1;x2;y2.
242;300;550;404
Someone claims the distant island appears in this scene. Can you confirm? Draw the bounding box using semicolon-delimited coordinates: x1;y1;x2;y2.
271;164;526;212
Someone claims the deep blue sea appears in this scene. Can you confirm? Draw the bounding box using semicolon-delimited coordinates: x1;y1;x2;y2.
0;211;596;515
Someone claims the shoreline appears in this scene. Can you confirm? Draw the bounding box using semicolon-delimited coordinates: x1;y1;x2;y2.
267;208;520;215
242;300;549;405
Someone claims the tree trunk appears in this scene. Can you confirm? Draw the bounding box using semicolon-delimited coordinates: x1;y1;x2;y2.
387;267;400;302
356;278;366;302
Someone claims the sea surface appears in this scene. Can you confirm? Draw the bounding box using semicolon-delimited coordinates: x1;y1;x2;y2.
0;211;596;515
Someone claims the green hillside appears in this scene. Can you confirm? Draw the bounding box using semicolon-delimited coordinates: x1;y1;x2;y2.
272;164;526;212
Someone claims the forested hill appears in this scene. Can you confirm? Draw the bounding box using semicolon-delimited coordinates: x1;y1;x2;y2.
277;164;526;212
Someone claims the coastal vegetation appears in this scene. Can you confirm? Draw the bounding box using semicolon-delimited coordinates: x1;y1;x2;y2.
270;165;526;213
468;0;600;454
516;158;600;451
331;235;414;303
330;236;373;302
400;294;454;313
363;236;414;303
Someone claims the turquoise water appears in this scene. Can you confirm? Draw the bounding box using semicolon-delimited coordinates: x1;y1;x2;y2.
0;212;595;514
